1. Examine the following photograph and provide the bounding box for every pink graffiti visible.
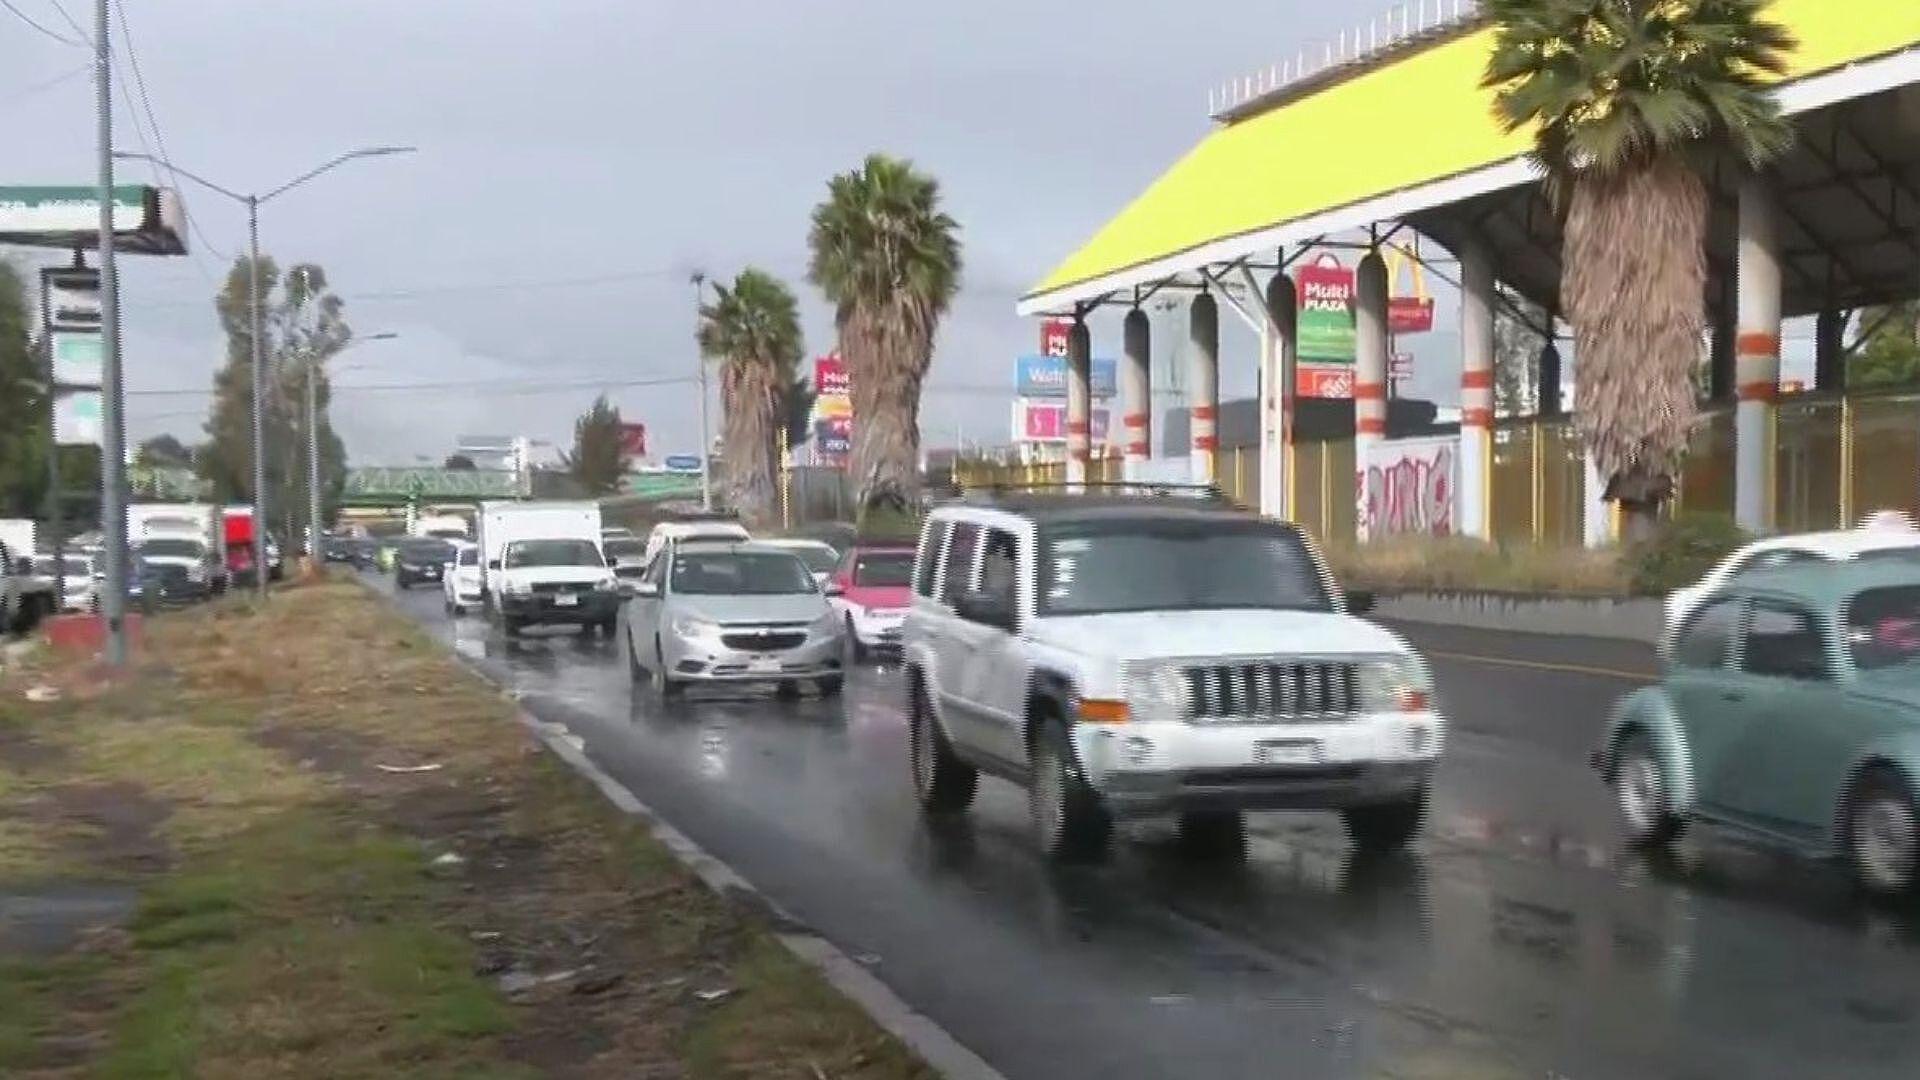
[1360,444,1454,537]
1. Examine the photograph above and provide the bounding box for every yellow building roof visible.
[1021,0,1920,314]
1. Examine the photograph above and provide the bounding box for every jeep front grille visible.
[1181,661,1359,721]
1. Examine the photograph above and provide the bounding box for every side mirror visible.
[487,559,501,570]
[1346,590,1377,615]
[955,589,1015,631]
[634,581,660,598]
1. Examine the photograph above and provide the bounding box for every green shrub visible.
[1624,513,1747,595]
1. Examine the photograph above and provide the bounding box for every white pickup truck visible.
[475,501,620,636]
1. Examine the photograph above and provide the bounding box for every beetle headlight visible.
[1358,656,1432,713]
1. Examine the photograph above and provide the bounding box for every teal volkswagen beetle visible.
[1595,560,1920,896]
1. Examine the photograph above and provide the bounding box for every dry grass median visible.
[0,580,930,1079]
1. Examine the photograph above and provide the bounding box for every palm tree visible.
[696,268,804,526]
[1481,0,1795,538]
[807,153,962,513]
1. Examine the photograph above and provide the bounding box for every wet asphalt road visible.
[380,577,1920,1080]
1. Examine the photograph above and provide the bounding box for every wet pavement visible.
[381,577,1920,1079]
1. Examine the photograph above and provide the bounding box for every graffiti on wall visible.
[1359,436,1458,537]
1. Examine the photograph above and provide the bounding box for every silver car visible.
[624,541,846,698]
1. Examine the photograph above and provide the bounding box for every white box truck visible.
[128,503,226,597]
[475,501,619,635]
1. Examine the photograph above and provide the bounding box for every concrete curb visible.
[369,576,1003,1080]
[1374,591,1663,644]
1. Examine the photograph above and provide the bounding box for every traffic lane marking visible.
[1423,649,1657,684]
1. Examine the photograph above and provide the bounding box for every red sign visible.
[1297,365,1354,399]
[1041,320,1073,358]
[1020,402,1109,443]
[814,355,850,398]
[617,422,647,460]
[1389,296,1435,335]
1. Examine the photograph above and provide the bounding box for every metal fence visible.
[945,388,1920,545]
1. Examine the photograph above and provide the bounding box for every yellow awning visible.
[1022,0,1920,313]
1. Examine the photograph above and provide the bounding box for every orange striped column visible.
[1121,307,1151,480]
[1354,252,1388,540]
[1261,273,1297,519]
[1189,293,1219,483]
[1735,177,1781,532]
[1458,238,1494,540]
[1066,320,1092,487]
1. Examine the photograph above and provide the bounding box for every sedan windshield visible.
[603,539,645,559]
[137,538,204,560]
[784,544,840,574]
[1041,520,1331,615]
[400,540,452,562]
[1846,585,1920,670]
[854,551,914,587]
[504,540,605,569]
[672,552,815,595]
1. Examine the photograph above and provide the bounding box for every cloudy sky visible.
[5,1,1818,467]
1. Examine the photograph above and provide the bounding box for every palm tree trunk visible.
[721,362,779,528]
[846,306,927,514]
[1565,155,1706,528]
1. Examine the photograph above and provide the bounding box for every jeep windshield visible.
[1039,519,1331,615]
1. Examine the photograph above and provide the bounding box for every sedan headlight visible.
[593,576,619,592]
[1124,663,1192,725]
[502,578,531,596]
[1357,656,1433,713]
[671,615,719,638]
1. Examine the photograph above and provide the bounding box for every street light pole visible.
[692,271,712,512]
[94,0,129,665]
[114,146,415,600]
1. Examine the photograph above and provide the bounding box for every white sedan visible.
[1664,519,1920,649]
[442,540,483,615]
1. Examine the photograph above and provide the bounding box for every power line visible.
[41,0,80,36]
[127,372,700,399]
[1,0,82,46]
[138,265,691,308]
[0,60,89,105]
[111,0,225,280]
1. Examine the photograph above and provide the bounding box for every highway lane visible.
[382,579,1920,1079]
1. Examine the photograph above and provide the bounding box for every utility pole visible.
[692,270,713,512]
[94,0,129,665]
[246,196,267,597]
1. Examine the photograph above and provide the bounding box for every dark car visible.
[393,538,453,589]
[321,534,360,564]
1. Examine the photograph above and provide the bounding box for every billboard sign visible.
[814,354,850,398]
[1297,365,1353,399]
[1041,319,1073,358]
[0,186,148,234]
[617,422,647,460]
[663,454,703,473]
[815,415,852,461]
[1297,253,1355,363]
[1015,354,1118,399]
[1389,296,1435,335]
[49,330,103,387]
[53,390,102,447]
[1018,401,1110,443]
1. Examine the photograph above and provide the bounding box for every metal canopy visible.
[1413,85,1920,321]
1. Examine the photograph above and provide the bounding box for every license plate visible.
[747,657,781,674]
[553,593,579,607]
[1253,740,1321,766]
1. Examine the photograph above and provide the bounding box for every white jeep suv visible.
[901,493,1444,860]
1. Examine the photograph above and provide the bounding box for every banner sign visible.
[1041,319,1072,358]
[663,454,703,473]
[1018,401,1109,443]
[1389,296,1434,335]
[40,267,103,447]
[617,422,647,460]
[1296,254,1355,363]
[1015,354,1117,399]
[49,330,103,387]
[1297,364,1353,399]
[1362,436,1457,538]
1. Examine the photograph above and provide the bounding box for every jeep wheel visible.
[1029,716,1109,862]
[1178,811,1247,859]
[909,682,976,815]
[1343,786,1428,852]
[1613,733,1684,847]
[1845,766,1919,897]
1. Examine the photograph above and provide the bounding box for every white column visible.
[1354,252,1389,540]
[1121,308,1151,481]
[1188,292,1220,484]
[1066,319,1092,487]
[1735,176,1782,533]
[1458,237,1495,540]
[1261,273,1297,519]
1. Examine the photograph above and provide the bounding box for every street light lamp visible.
[114,146,416,597]
[305,333,396,563]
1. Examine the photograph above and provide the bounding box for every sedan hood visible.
[674,592,830,625]
[1028,608,1410,662]
[498,566,610,588]
[844,584,910,612]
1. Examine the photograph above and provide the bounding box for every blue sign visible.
[663,454,703,473]
[1016,355,1117,399]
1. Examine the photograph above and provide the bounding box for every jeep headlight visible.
[1357,656,1433,713]
[1124,663,1192,724]
[593,576,619,592]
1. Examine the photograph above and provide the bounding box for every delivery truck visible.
[474,501,617,635]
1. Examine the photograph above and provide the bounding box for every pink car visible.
[828,545,916,659]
